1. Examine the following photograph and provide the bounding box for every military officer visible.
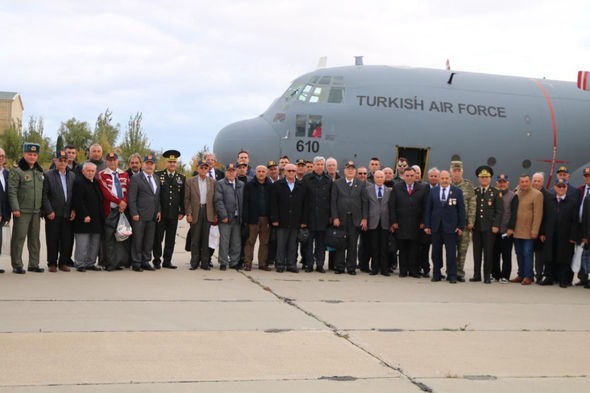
[450,161,476,282]
[471,165,503,283]
[153,150,185,269]
[8,142,45,274]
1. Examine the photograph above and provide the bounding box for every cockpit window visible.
[282,75,345,104]
[295,114,322,138]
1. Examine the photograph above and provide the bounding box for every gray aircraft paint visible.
[214,65,590,186]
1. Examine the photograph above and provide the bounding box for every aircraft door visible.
[395,146,430,180]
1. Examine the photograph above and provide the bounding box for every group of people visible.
[1,143,589,289]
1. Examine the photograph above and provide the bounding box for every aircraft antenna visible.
[317,57,327,68]
[447,73,456,85]
[354,56,363,66]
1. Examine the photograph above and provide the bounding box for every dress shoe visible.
[510,276,524,283]
[422,272,430,278]
[220,265,227,271]
[132,266,143,272]
[431,277,441,282]
[76,267,86,272]
[449,278,457,284]
[200,265,210,270]
[370,271,378,276]
[0,268,4,274]
[456,276,465,282]
[334,270,344,274]
[287,268,299,273]
[484,278,491,284]
[58,265,71,272]
[27,267,45,273]
[163,263,177,269]
[65,260,75,267]
[305,267,314,273]
[189,266,198,270]
[49,266,57,273]
[539,279,554,286]
[409,272,420,278]
[469,277,481,282]
[381,272,391,277]
[399,272,408,278]
[208,262,214,268]
[142,264,155,271]
[258,266,271,271]
[153,263,161,270]
[231,264,242,270]
[315,267,325,273]
[105,266,120,272]
[276,267,285,273]
[521,277,532,285]
[360,268,371,273]
[244,266,252,272]
[584,283,590,289]
[87,266,102,271]
[13,267,26,274]
[347,270,356,275]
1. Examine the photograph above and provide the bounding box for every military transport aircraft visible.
[213,59,590,186]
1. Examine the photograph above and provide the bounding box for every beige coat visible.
[184,175,216,222]
[513,187,543,239]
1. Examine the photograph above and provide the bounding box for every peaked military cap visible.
[475,165,493,178]
[162,150,180,162]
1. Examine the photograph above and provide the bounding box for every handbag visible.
[571,244,584,274]
[115,213,133,242]
[325,226,347,250]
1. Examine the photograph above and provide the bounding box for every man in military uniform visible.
[153,150,185,269]
[8,142,45,274]
[450,161,476,282]
[471,165,503,283]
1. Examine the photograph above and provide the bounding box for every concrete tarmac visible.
[0,221,589,392]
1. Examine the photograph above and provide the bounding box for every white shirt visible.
[440,186,449,200]
[198,176,208,201]
[0,170,5,192]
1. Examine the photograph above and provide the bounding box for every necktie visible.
[442,187,446,201]
[113,173,123,199]
[408,185,413,195]
[348,181,352,187]
[209,170,214,178]
[586,188,590,197]
[378,186,382,198]
[147,175,155,193]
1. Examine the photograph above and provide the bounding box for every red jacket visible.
[98,168,130,215]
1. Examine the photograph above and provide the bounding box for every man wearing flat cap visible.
[8,142,45,273]
[492,173,515,283]
[471,165,503,284]
[153,150,185,269]
[41,150,76,272]
[576,167,590,287]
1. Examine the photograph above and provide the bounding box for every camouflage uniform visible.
[453,178,476,278]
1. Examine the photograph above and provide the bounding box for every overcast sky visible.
[2,0,589,162]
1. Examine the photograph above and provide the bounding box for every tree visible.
[56,135,64,152]
[93,108,120,153]
[22,116,53,166]
[0,121,23,164]
[58,118,93,153]
[118,112,151,161]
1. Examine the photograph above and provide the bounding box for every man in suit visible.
[471,165,503,284]
[265,160,280,267]
[243,165,271,271]
[581,186,590,288]
[215,163,244,270]
[185,160,216,270]
[98,152,130,271]
[0,147,10,267]
[153,150,185,269]
[270,163,307,273]
[128,154,161,272]
[575,167,590,287]
[552,166,579,199]
[424,170,466,283]
[365,170,391,276]
[539,178,579,287]
[331,160,367,275]
[302,156,331,273]
[389,166,429,277]
[417,167,440,277]
[205,153,225,180]
[42,150,76,272]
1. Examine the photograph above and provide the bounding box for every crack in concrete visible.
[242,272,434,392]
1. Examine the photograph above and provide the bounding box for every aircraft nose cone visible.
[213,117,279,165]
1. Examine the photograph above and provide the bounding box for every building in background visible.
[0,91,23,134]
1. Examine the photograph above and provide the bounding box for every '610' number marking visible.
[296,140,319,153]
